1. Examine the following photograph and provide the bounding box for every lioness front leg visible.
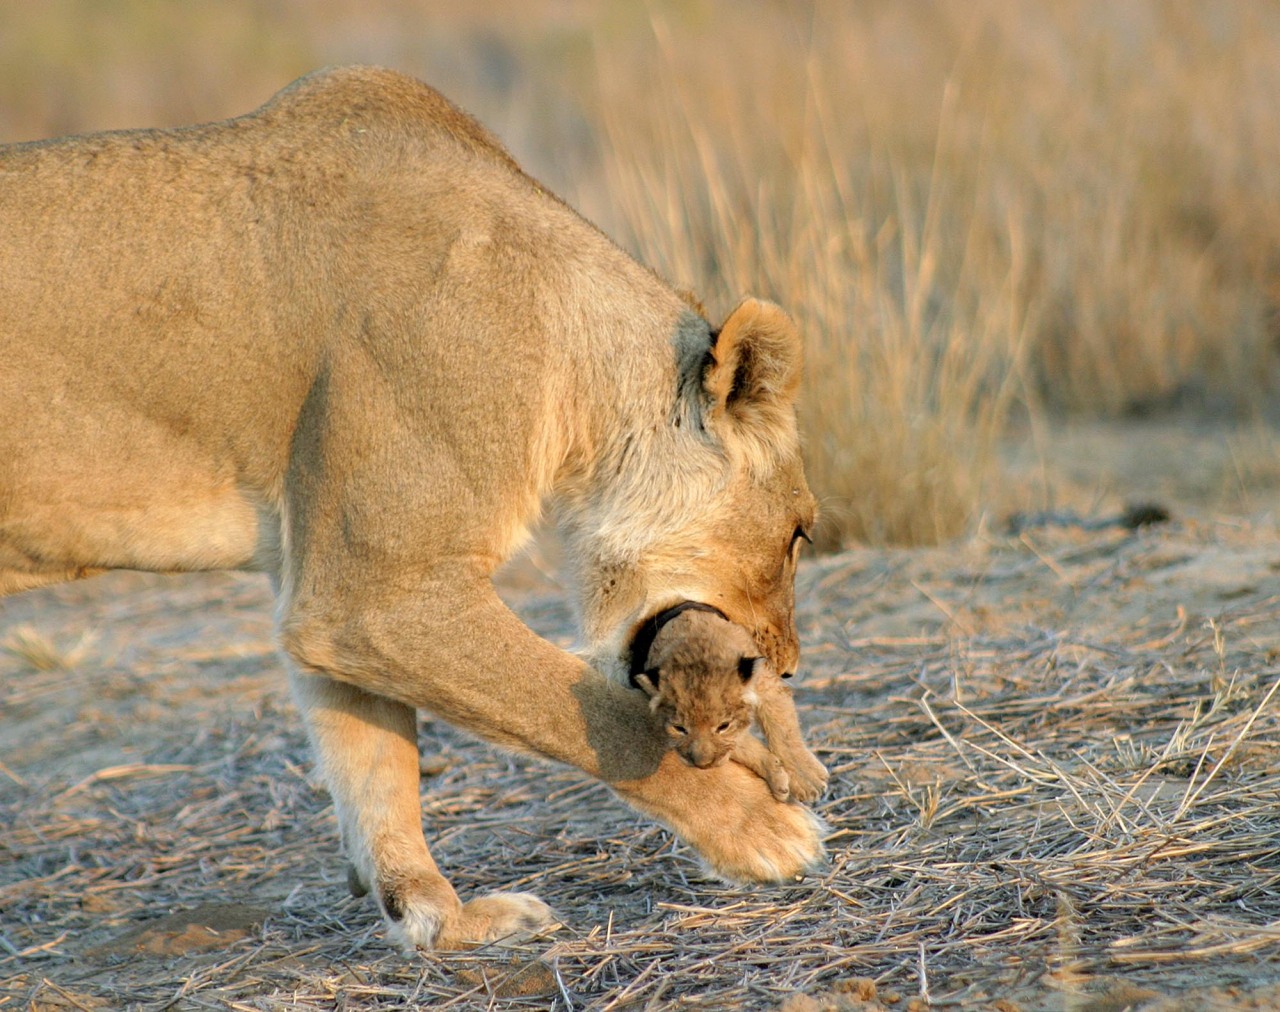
[754,676,828,803]
[281,574,824,903]
[289,668,555,950]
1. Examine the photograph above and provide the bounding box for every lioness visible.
[633,605,828,803]
[0,66,823,951]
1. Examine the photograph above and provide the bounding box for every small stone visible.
[453,958,558,999]
[80,893,124,914]
[833,978,878,1001]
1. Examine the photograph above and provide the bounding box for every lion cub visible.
[633,608,828,803]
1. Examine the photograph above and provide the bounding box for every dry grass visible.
[0,628,54,673]
[1,2,1277,547]
[593,7,1035,546]
[588,2,1280,545]
[0,627,90,673]
[2,520,1278,1009]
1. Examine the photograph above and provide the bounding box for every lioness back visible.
[0,67,670,594]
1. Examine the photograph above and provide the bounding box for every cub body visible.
[636,608,828,803]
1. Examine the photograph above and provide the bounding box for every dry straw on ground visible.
[2,517,1278,1009]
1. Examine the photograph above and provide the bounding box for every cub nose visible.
[687,741,719,769]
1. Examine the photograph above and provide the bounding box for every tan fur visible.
[0,67,823,950]
[638,611,828,804]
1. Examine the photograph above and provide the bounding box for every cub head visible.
[567,297,817,683]
[633,610,764,769]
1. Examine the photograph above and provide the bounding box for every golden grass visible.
[0,625,91,672]
[585,2,1280,545]
[2,1,1277,546]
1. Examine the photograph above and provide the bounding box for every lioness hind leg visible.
[288,668,557,950]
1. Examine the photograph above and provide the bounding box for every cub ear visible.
[633,670,661,698]
[738,656,763,682]
[704,298,803,433]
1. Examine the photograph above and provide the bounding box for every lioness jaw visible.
[0,65,822,950]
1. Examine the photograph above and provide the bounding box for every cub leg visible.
[729,732,791,802]
[753,675,828,803]
[288,667,555,950]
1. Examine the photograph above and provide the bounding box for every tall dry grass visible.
[2,1,1278,545]
[583,1,1280,545]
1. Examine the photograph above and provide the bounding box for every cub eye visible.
[669,723,688,736]
[716,721,732,733]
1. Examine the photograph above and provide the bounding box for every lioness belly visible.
[0,466,270,594]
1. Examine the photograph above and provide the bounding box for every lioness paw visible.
[680,768,826,883]
[708,799,826,884]
[434,892,560,951]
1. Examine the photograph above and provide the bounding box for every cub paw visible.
[764,757,791,803]
[781,748,828,804]
[435,892,560,951]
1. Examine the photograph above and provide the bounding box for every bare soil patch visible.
[3,511,1279,1009]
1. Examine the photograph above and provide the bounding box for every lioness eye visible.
[717,721,731,733]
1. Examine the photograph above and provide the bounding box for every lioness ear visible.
[705,299,803,434]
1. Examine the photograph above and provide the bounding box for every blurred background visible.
[4,0,1278,548]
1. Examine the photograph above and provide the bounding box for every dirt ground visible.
[2,424,1279,1010]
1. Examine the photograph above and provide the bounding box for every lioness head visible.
[633,609,764,769]
[565,297,817,682]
